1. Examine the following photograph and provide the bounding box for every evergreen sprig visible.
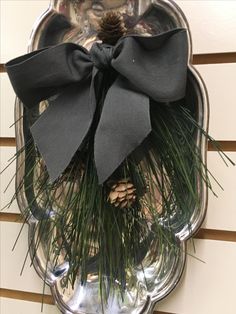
[2,65,235,311]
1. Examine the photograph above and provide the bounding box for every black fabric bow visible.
[6,28,188,184]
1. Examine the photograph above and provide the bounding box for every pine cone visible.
[98,12,127,45]
[108,179,136,208]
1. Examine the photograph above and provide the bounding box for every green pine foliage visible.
[2,75,234,307]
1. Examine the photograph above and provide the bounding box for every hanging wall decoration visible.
[4,0,234,313]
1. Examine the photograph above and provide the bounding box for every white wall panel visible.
[2,238,236,314]
[1,152,236,298]
[203,152,236,231]
[176,0,236,54]
[196,63,236,140]
[0,0,49,62]
[0,221,51,294]
[0,74,15,137]
[157,239,236,314]
[1,1,236,313]
[0,147,19,213]
[0,298,59,314]
[1,0,236,62]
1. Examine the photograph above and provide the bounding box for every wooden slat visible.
[0,288,172,313]
[0,64,5,72]
[196,229,236,243]
[0,288,54,305]
[1,212,236,244]
[0,137,16,147]
[208,141,236,151]
[193,52,236,65]
[1,138,236,151]
[154,312,175,314]
[0,213,23,223]
[0,53,235,73]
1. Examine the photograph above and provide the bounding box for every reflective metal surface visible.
[14,0,209,313]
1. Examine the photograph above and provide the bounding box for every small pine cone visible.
[98,12,127,45]
[108,178,136,208]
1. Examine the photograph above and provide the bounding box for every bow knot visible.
[6,28,188,184]
[90,43,114,70]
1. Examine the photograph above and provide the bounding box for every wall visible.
[0,1,236,313]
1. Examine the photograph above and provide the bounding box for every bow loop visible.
[6,43,93,108]
[6,28,188,184]
[112,29,188,102]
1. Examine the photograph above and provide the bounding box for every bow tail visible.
[31,81,95,182]
[94,77,151,184]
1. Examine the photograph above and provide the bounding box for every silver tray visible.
[14,0,209,313]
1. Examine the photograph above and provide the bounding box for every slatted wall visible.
[0,1,236,313]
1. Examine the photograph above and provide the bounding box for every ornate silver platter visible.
[14,0,209,313]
